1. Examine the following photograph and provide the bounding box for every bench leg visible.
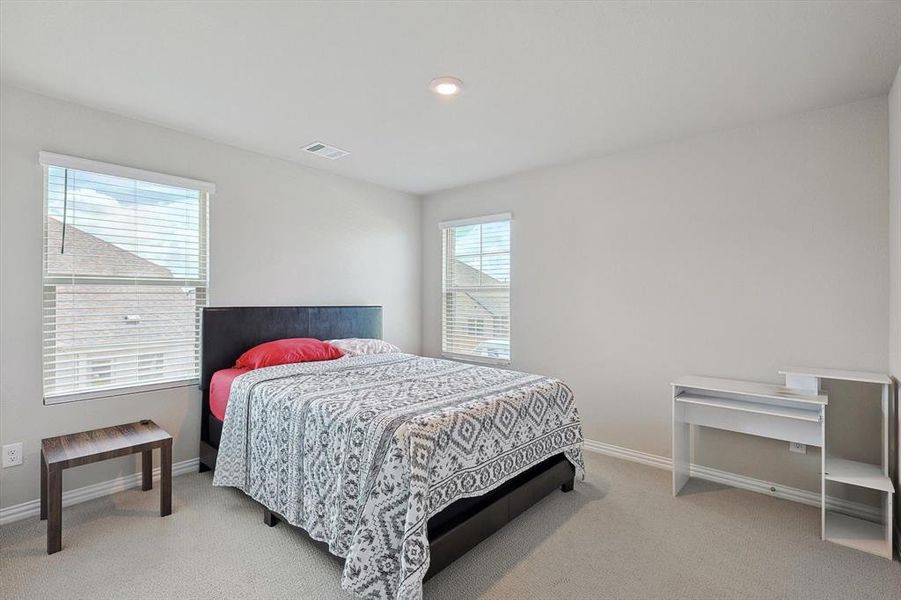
[142,450,153,491]
[561,477,574,493]
[160,441,172,517]
[263,508,280,527]
[40,451,48,520]
[47,466,62,554]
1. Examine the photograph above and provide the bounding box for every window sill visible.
[44,380,198,405]
[441,352,511,367]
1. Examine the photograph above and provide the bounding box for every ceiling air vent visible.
[303,141,350,160]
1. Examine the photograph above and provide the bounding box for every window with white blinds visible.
[40,152,212,403]
[441,214,511,363]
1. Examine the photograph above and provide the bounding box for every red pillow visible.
[235,338,343,369]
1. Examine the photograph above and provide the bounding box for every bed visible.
[199,306,583,600]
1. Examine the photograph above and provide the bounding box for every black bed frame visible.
[198,305,574,580]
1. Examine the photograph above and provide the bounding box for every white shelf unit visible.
[781,367,894,560]
[824,510,889,558]
[824,457,894,492]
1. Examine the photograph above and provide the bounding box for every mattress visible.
[208,367,249,421]
[212,352,583,600]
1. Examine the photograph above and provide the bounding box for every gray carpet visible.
[1,452,899,599]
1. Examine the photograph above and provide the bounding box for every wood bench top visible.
[42,420,171,468]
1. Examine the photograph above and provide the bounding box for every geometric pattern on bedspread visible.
[213,353,584,600]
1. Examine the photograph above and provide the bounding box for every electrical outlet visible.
[789,442,807,454]
[2,442,23,467]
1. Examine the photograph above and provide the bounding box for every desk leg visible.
[820,414,826,540]
[141,450,153,491]
[160,440,172,517]
[47,466,62,554]
[40,450,48,520]
[673,398,690,496]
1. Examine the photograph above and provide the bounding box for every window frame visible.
[39,152,213,405]
[439,213,512,366]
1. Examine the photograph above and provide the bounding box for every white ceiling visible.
[2,1,899,195]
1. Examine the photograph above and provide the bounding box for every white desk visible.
[672,375,827,496]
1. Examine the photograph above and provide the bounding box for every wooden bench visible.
[40,420,172,554]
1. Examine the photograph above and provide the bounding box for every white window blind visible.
[40,152,212,403]
[441,214,511,363]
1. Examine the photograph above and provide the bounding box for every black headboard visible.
[199,305,383,391]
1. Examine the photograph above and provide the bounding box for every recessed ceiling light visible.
[429,76,463,96]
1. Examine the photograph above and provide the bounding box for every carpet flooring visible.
[1,452,899,599]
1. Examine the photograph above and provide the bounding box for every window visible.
[441,213,511,363]
[86,357,113,387]
[466,317,485,336]
[138,353,166,378]
[40,152,213,403]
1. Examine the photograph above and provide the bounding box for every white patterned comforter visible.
[213,353,584,600]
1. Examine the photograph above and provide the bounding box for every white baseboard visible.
[583,439,881,522]
[583,438,671,470]
[0,458,199,526]
[0,443,882,529]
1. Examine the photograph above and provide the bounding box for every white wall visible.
[889,65,900,538]
[0,83,892,510]
[890,67,901,382]
[422,98,889,492]
[0,84,421,509]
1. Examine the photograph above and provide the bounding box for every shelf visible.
[779,367,891,386]
[824,511,891,559]
[672,376,827,406]
[824,457,894,492]
[675,394,822,422]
